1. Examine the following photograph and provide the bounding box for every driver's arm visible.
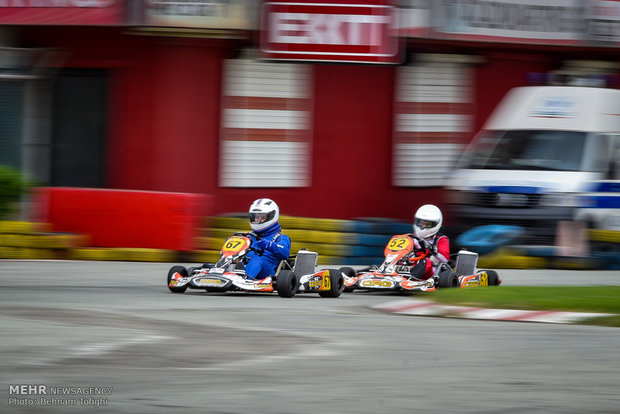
[272,235,291,259]
[434,236,450,263]
[258,235,291,259]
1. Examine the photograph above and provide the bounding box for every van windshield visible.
[461,130,587,171]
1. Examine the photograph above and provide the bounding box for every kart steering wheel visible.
[407,251,428,263]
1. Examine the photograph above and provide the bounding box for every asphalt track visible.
[1,261,620,414]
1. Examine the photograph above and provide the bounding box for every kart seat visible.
[292,249,318,276]
[454,250,479,276]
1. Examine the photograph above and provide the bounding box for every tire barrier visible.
[456,224,524,255]
[0,220,88,260]
[192,215,412,265]
[588,229,620,270]
[2,216,619,269]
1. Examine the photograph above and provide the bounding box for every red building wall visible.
[106,36,235,195]
[310,63,443,220]
[200,62,444,221]
[473,51,557,133]
[18,27,578,223]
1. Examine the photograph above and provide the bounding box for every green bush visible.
[0,165,31,220]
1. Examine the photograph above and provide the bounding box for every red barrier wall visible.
[34,187,212,251]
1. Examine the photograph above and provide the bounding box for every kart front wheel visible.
[339,267,357,293]
[319,269,344,298]
[276,270,297,298]
[438,269,458,288]
[167,265,189,293]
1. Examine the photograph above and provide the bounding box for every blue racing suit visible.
[245,223,291,279]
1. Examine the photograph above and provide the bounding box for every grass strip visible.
[424,286,620,327]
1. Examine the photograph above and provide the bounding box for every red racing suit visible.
[408,233,450,280]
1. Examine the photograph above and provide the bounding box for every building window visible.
[51,69,107,187]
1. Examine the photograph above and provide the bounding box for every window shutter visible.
[220,56,312,187]
[393,59,472,187]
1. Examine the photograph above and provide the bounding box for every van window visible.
[582,134,611,174]
[610,136,620,179]
[461,130,586,171]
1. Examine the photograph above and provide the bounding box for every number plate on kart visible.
[222,236,250,256]
[387,236,412,252]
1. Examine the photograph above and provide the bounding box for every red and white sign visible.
[0,0,125,25]
[260,0,401,64]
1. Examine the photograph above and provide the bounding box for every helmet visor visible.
[249,211,275,225]
[415,218,438,230]
[249,212,268,224]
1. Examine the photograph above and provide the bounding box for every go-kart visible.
[167,233,344,298]
[340,234,501,293]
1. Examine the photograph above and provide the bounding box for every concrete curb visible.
[371,299,612,324]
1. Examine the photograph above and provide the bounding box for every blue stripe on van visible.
[579,181,620,208]
[477,186,542,194]
[580,195,620,209]
[589,182,620,193]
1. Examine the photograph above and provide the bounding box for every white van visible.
[444,86,620,244]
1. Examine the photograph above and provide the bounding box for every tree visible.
[0,166,31,220]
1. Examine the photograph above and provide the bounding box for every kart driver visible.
[245,198,291,279]
[407,204,450,280]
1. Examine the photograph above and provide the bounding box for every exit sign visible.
[260,0,401,64]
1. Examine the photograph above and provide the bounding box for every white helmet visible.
[413,204,443,239]
[249,198,280,232]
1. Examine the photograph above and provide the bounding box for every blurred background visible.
[0,0,619,267]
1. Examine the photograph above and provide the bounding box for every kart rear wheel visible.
[319,269,344,298]
[167,265,189,293]
[276,270,297,298]
[486,270,500,286]
[438,269,459,288]
[339,266,357,293]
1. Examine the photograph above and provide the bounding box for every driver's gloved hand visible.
[428,243,438,255]
[418,239,437,255]
[413,238,422,250]
[257,238,275,252]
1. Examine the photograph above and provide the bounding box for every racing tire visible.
[339,266,357,293]
[167,265,189,293]
[486,270,500,286]
[276,270,297,298]
[438,269,459,288]
[319,269,344,298]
